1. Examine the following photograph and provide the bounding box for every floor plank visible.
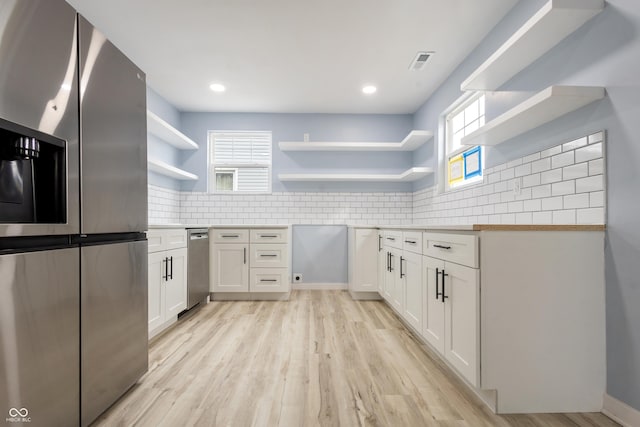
[92,290,619,427]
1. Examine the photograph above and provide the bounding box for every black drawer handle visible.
[405,240,417,244]
[260,279,278,282]
[389,253,394,272]
[260,254,278,257]
[378,235,382,251]
[433,244,452,250]
[259,235,278,238]
[386,237,396,241]
[222,234,240,238]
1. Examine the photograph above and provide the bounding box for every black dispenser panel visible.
[0,118,66,223]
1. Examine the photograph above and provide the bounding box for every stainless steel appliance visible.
[0,2,149,427]
[186,228,210,309]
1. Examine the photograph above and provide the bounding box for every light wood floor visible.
[93,290,618,427]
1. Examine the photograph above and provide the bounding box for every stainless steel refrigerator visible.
[0,2,149,426]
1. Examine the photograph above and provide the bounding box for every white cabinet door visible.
[422,256,445,354]
[444,261,479,387]
[212,244,249,292]
[148,251,165,333]
[390,248,403,312]
[351,228,379,292]
[401,250,423,331]
[165,247,188,318]
[383,249,395,303]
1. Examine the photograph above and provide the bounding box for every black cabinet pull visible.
[405,240,417,244]
[389,253,394,272]
[222,234,240,238]
[441,269,449,303]
[169,256,173,280]
[162,258,167,281]
[259,235,278,238]
[386,237,395,241]
[243,247,247,264]
[400,256,405,278]
[433,244,452,250]
[378,235,382,251]
[260,254,277,257]
[435,268,441,300]
[260,279,278,282]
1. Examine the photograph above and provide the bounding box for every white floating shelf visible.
[278,130,433,152]
[462,85,605,147]
[461,0,604,91]
[148,159,198,181]
[278,167,433,183]
[147,110,199,150]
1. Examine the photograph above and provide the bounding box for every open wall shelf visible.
[278,130,433,152]
[461,0,604,91]
[278,167,433,183]
[148,159,198,181]
[147,110,199,150]
[461,85,605,147]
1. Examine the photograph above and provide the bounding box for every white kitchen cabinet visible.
[147,228,188,339]
[212,243,249,292]
[348,227,380,299]
[211,227,290,299]
[400,250,422,331]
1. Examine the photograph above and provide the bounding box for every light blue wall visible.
[179,112,414,192]
[146,87,183,190]
[292,225,347,283]
[412,0,640,410]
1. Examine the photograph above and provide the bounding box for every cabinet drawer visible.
[423,232,478,268]
[382,229,403,249]
[250,268,289,292]
[251,244,288,268]
[147,229,187,253]
[211,228,249,243]
[250,228,288,244]
[402,231,423,254]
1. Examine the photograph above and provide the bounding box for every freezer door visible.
[0,0,79,237]
[0,247,79,427]
[81,239,148,426]
[78,15,147,234]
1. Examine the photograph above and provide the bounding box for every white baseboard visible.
[292,282,348,290]
[603,394,640,427]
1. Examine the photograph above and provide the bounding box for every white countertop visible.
[148,223,289,229]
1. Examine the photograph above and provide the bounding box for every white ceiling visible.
[66,0,517,114]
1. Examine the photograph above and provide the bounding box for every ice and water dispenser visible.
[0,118,66,223]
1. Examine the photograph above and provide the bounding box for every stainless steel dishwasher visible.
[186,228,210,310]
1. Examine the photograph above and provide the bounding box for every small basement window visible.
[445,93,485,189]
[209,131,272,193]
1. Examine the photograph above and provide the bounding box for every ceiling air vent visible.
[409,51,433,71]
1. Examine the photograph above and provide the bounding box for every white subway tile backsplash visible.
[562,137,587,152]
[576,175,604,193]
[541,168,563,184]
[553,210,576,225]
[531,157,551,173]
[551,180,575,196]
[533,211,553,224]
[590,191,604,208]
[542,196,563,211]
[524,199,542,212]
[522,152,541,164]
[501,168,515,181]
[541,146,562,158]
[563,193,590,209]
[522,173,541,188]
[577,207,605,224]
[515,163,532,177]
[563,163,589,180]
[516,212,533,225]
[552,151,575,169]
[588,132,604,144]
[575,143,602,163]
[531,184,552,199]
[589,158,604,176]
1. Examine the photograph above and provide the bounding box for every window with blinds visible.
[209,131,272,193]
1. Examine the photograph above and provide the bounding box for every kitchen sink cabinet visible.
[147,228,188,338]
[212,243,249,292]
[347,227,380,299]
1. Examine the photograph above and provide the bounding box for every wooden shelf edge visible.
[461,85,605,147]
[278,130,433,152]
[461,0,604,91]
[147,110,199,150]
[148,159,198,181]
[278,167,433,182]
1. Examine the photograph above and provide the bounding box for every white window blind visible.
[209,131,272,193]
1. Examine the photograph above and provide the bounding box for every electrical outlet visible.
[293,274,303,283]
[513,178,522,196]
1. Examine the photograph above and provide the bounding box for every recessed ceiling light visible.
[209,83,226,93]
[362,85,377,94]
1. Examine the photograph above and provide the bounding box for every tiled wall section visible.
[414,131,606,225]
[148,187,413,225]
[148,185,181,223]
[149,131,606,226]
